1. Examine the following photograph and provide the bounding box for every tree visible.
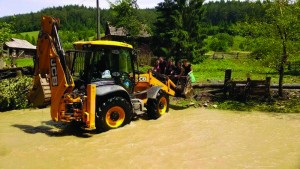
[109,0,143,36]
[263,0,300,96]
[208,33,233,52]
[154,0,207,62]
[244,0,300,96]
[31,36,36,45]
[24,34,31,43]
[0,22,13,54]
[153,0,176,56]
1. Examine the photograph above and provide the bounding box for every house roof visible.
[107,24,127,36]
[105,22,151,38]
[4,38,36,50]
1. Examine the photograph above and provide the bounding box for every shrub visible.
[208,33,234,52]
[0,76,33,112]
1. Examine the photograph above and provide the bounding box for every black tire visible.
[146,90,169,119]
[96,97,133,132]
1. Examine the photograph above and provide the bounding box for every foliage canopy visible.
[154,0,207,62]
[109,0,143,36]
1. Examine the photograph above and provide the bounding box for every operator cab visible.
[66,40,136,94]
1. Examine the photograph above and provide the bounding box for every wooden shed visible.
[3,38,36,57]
[1,38,36,68]
[103,22,153,65]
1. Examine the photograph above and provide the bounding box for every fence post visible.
[223,69,232,97]
[266,77,271,97]
[224,69,231,84]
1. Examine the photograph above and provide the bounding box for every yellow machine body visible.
[134,72,176,104]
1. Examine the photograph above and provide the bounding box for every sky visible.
[0,0,164,17]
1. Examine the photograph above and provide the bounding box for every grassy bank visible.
[16,58,34,67]
[192,56,300,84]
[19,31,39,40]
[4,58,33,67]
[213,97,300,113]
[171,89,300,113]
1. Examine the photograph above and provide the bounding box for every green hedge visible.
[0,76,32,112]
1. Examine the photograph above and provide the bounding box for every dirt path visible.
[0,107,300,169]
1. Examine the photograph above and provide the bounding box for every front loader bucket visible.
[28,75,51,108]
[174,76,193,98]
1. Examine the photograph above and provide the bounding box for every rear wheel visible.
[96,97,133,131]
[146,90,169,119]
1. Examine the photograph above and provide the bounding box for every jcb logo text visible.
[50,58,58,86]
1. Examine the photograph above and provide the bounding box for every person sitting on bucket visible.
[182,59,192,76]
[174,61,183,76]
[182,59,196,83]
[158,57,167,74]
[166,59,176,75]
[153,59,160,73]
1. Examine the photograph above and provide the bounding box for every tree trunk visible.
[278,45,287,97]
[278,64,284,97]
[276,23,288,97]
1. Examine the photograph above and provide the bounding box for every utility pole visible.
[97,0,101,40]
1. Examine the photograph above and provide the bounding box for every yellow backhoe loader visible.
[29,16,192,131]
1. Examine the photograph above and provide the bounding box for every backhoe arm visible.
[29,16,74,121]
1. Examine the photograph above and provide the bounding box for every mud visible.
[0,107,300,169]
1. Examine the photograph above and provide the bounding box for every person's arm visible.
[179,67,184,76]
[163,61,167,74]
[189,64,193,74]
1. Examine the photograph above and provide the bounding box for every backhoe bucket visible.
[28,75,51,107]
[150,71,193,98]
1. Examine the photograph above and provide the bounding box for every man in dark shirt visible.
[174,61,183,76]
[182,59,192,76]
[166,59,176,75]
[159,57,167,74]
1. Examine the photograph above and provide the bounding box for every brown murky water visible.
[0,107,300,169]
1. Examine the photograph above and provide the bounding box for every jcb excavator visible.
[29,16,192,131]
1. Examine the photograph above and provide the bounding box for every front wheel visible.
[146,90,169,119]
[96,97,133,132]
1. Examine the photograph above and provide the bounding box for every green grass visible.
[193,35,300,84]
[5,58,33,67]
[12,31,39,40]
[211,97,300,113]
[16,58,33,67]
[192,57,300,84]
[231,36,245,51]
[20,31,39,39]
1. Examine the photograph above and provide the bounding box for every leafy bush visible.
[208,33,234,52]
[0,76,33,112]
[209,37,229,52]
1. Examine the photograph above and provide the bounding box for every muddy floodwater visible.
[0,107,300,169]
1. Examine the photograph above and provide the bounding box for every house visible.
[103,22,153,65]
[3,38,36,57]
[104,22,151,40]
[1,38,36,68]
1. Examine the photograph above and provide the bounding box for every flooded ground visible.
[0,107,300,169]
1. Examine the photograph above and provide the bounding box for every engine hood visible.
[92,79,115,86]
